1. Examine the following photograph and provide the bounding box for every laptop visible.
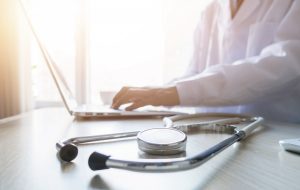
[20,0,180,118]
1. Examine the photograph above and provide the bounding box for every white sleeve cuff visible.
[175,80,203,106]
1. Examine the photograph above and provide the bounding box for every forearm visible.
[176,40,300,106]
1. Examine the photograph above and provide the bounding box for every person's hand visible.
[111,86,180,111]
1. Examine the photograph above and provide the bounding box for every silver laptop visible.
[20,0,179,118]
[48,60,177,118]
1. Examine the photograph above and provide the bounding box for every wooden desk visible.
[0,108,299,190]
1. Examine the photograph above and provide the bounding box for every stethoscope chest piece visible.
[137,128,187,155]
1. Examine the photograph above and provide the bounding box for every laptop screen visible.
[19,0,78,114]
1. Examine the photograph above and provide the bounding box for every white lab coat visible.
[174,0,300,123]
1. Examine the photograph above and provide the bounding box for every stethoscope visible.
[56,113,264,172]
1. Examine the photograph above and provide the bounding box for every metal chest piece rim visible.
[137,128,187,155]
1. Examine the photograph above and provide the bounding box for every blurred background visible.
[0,0,212,119]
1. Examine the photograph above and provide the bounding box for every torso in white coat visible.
[174,0,300,123]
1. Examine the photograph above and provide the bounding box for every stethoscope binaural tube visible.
[88,117,264,172]
[56,131,139,162]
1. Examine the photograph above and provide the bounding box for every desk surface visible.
[0,108,299,190]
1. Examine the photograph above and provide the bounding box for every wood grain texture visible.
[0,108,299,190]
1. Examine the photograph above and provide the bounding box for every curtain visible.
[0,0,32,119]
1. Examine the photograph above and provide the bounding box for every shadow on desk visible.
[89,175,111,189]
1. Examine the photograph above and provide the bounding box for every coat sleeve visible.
[175,1,300,106]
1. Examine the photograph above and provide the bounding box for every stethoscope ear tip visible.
[88,152,110,171]
[58,143,78,162]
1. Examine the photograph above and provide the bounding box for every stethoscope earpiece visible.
[56,142,78,162]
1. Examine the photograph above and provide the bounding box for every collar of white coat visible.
[218,0,261,25]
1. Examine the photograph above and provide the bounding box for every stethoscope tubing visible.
[56,113,263,172]
[56,114,249,162]
[92,131,243,172]
[88,116,264,172]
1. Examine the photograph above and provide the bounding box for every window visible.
[89,0,165,104]
[27,0,78,107]
[27,0,211,107]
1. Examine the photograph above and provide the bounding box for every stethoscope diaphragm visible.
[137,128,187,155]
